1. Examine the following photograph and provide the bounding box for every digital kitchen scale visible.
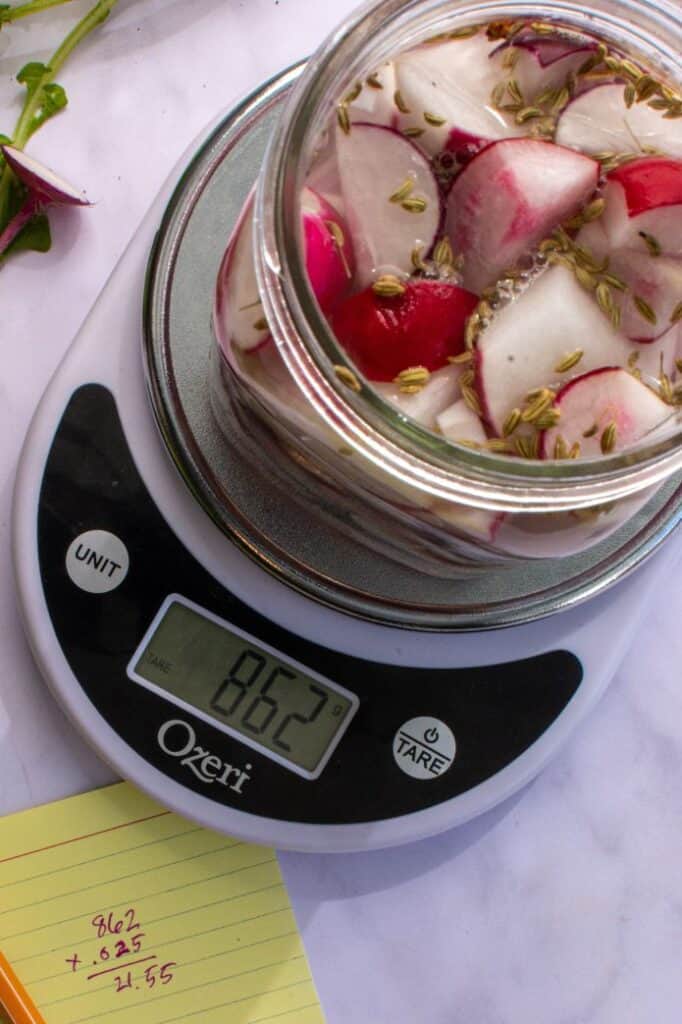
[12,64,682,851]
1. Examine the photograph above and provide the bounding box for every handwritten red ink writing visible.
[64,907,177,995]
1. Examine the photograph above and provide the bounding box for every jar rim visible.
[255,0,682,514]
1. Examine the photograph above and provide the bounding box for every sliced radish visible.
[393,35,526,158]
[431,499,504,543]
[602,158,682,255]
[374,364,463,429]
[446,139,599,293]
[214,193,267,355]
[330,280,478,381]
[301,187,355,313]
[494,35,597,100]
[555,83,682,159]
[436,398,487,443]
[607,252,682,342]
[336,123,440,286]
[1,144,88,205]
[348,63,397,127]
[539,367,672,457]
[215,188,353,353]
[475,265,639,434]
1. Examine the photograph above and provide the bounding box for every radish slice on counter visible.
[539,367,672,458]
[393,35,526,158]
[602,157,682,255]
[336,123,441,286]
[445,138,599,292]
[331,280,478,380]
[555,84,682,159]
[1,144,89,206]
[374,364,464,429]
[474,265,645,435]
[216,188,353,353]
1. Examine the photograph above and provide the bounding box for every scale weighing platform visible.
[12,65,682,852]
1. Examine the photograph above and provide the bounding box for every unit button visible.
[65,530,129,594]
[393,716,456,780]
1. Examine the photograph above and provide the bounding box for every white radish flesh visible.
[555,83,682,159]
[475,265,652,434]
[446,139,599,293]
[336,123,440,286]
[497,38,597,101]
[540,367,672,457]
[436,398,487,443]
[393,36,525,157]
[214,193,268,354]
[374,365,463,430]
[1,144,88,205]
[349,63,397,127]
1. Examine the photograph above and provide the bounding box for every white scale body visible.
[11,74,682,853]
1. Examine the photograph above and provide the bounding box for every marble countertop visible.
[1,2,682,1021]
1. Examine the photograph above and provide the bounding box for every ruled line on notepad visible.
[246,1003,322,1024]
[2,827,203,889]
[12,881,287,967]
[4,856,277,940]
[156,978,314,1024]
[0,812,171,865]
[2,840,242,917]
[68,960,308,1023]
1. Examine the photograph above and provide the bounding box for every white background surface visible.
[1,2,682,1021]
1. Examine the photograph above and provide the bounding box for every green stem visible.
[0,0,117,229]
[0,0,79,25]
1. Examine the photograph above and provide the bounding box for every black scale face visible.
[37,384,582,825]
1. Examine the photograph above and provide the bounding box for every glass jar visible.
[211,0,682,577]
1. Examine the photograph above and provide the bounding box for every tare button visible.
[66,530,129,594]
[393,716,456,780]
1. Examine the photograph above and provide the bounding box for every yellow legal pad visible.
[0,782,324,1024]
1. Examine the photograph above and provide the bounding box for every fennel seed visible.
[372,274,407,297]
[633,294,657,325]
[639,230,662,256]
[554,349,584,373]
[583,423,599,438]
[424,111,447,126]
[502,408,522,436]
[389,178,414,203]
[600,421,617,454]
[334,366,361,392]
[394,89,410,113]
[401,197,427,213]
[337,104,351,134]
[448,350,473,365]
[366,72,383,89]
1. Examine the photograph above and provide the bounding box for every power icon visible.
[424,727,440,744]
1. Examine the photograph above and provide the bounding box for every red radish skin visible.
[1,145,88,206]
[445,139,599,292]
[301,188,355,313]
[556,84,682,159]
[608,158,682,218]
[0,144,90,256]
[330,280,478,381]
[336,123,441,286]
[602,158,682,255]
[539,366,671,458]
[215,188,353,354]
